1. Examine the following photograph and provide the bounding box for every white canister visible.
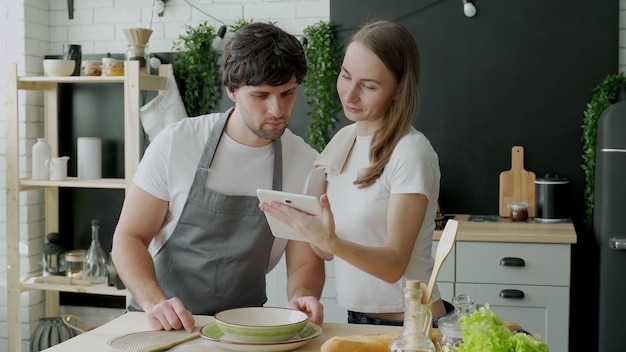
[77,137,102,179]
[32,138,52,180]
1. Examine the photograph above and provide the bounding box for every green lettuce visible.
[457,304,549,352]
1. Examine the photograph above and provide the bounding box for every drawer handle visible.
[499,289,525,299]
[499,257,525,267]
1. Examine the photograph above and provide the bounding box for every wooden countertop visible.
[433,214,577,244]
[42,312,403,351]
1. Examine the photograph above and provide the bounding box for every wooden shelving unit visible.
[5,61,170,351]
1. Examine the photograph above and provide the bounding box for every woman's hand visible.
[260,194,340,255]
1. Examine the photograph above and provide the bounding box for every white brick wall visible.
[0,1,329,350]
[0,0,624,351]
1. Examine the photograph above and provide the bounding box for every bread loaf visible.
[320,332,400,352]
[320,329,439,352]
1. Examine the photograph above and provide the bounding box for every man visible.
[111,22,327,333]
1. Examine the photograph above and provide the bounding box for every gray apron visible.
[128,110,282,315]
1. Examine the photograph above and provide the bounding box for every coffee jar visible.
[535,173,571,222]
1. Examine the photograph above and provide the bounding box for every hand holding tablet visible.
[256,189,322,242]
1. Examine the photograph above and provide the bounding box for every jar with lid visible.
[42,232,66,276]
[508,202,529,222]
[436,294,475,352]
[126,44,148,69]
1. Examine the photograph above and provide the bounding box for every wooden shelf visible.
[21,277,129,297]
[19,177,126,190]
[5,61,171,351]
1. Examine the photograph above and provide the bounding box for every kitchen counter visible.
[42,312,402,351]
[433,214,577,244]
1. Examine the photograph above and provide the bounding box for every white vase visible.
[32,138,51,180]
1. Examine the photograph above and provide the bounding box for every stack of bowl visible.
[213,307,310,343]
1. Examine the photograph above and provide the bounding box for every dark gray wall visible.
[324,1,617,350]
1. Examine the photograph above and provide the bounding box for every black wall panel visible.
[328,1,617,350]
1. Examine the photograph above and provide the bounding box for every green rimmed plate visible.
[200,321,322,352]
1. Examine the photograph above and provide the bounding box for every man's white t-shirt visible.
[133,112,326,270]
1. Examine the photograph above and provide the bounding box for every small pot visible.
[535,173,570,222]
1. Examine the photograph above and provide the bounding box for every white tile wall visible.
[0,0,625,350]
[0,1,329,350]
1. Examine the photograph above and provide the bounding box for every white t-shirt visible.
[327,127,441,313]
[134,112,326,270]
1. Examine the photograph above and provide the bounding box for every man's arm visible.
[111,183,195,331]
[284,240,326,324]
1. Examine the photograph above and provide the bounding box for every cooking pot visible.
[535,173,570,222]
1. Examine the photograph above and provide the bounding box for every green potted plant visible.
[172,21,222,116]
[581,72,625,226]
[302,21,343,152]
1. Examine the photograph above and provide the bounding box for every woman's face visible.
[337,41,399,133]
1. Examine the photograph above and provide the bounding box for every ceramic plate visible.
[200,321,322,352]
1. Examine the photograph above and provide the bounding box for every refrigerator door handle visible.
[609,237,626,250]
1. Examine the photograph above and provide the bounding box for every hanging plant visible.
[229,18,253,32]
[172,21,222,116]
[580,72,625,226]
[302,21,343,152]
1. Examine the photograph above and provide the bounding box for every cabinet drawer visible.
[456,242,570,286]
[456,283,570,352]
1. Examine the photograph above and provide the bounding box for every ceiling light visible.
[463,0,477,17]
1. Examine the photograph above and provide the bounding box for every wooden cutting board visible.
[499,146,536,217]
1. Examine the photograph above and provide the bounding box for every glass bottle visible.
[83,219,108,283]
[436,294,475,352]
[32,138,51,180]
[390,280,436,352]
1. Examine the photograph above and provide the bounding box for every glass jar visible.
[508,202,529,222]
[126,44,148,68]
[65,250,86,279]
[436,294,475,352]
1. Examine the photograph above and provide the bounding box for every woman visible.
[260,20,447,325]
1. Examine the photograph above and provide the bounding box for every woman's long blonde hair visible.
[351,20,421,188]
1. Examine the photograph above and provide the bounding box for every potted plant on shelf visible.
[172,21,222,116]
[581,72,625,226]
[172,19,254,116]
[302,21,343,152]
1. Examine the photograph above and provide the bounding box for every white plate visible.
[200,321,322,352]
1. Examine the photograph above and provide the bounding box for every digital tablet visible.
[256,189,322,242]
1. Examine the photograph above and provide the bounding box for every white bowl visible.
[214,307,309,343]
[43,59,76,76]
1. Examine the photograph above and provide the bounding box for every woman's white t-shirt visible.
[327,127,441,313]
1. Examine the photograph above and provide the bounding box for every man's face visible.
[226,76,299,143]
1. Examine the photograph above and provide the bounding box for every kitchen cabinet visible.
[435,215,576,352]
[5,61,169,351]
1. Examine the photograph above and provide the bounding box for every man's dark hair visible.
[222,22,307,90]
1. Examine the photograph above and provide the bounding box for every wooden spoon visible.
[137,332,200,352]
[423,219,459,304]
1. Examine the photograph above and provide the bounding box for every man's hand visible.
[145,297,196,332]
[287,296,324,325]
